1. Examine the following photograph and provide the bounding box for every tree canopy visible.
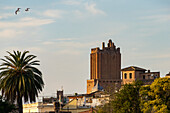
[0,50,44,113]
[140,78,170,113]
[97,80,143,113]
[111,81,143,113]
[97,78,170,113]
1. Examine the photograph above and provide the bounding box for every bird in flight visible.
[25,8,30,11]
[15,8,21,15]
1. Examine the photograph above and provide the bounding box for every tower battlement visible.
[91,39,120,54]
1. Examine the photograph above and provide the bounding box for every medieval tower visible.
[87,39,121,94]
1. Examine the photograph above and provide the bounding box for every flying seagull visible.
[25,8,30,11]
[15,8,21,15]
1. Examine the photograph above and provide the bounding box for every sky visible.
[0,0,170,97]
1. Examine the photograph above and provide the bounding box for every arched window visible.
[129,73,132,79]
[124,73,127,79]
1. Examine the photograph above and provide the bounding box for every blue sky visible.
[0,0,170,96]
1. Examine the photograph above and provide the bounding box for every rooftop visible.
[121,66,147,71]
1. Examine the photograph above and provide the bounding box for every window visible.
[129,73,132,79]
[124,73,127,79]
[148,75,150,79]
[143,75,145,79]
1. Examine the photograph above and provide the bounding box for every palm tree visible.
[0,51,44,113]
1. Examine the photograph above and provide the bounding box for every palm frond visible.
[0,50,44,106]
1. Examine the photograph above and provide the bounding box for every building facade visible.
[121,66,160,85]
[87,39,121,94]
[23,102,55,113]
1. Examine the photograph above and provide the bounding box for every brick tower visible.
[87,39,121,94]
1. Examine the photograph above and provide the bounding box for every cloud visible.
[0,17,55,28]
[55,38,77,41]
[85,3,105,15]
[42,41,55,45]
[0,29,23,38]
[140,14,170,23]
[61,0,81,5]
[68,41,99,48]
[26,47,44,53]
[58,49,81,55]
[42,38,77,45]
[2,6,16,10]
[0,13,13,19]
[72,10,87,19]
[42,10,65,18]
[146,54,170,59]
[0,47,43,55]
[42,40,99,49]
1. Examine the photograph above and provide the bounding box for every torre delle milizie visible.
[87,39,159,94]
[87,40,121,94]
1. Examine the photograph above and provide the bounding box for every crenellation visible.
[117,47,120,53]
[91,47,101,53]
[102,42,105,49]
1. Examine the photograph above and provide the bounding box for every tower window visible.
[124,73,127,79]
[129,73,132,79]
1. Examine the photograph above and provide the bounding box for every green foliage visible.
[97,78,170,113]
[111,80,143,113]
[0,51,44,113]
[140,78,170,113]
[97,103,113,113]
[97,80,143,113]
[0,96,16,113]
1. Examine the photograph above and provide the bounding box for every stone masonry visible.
[87,39,121,94]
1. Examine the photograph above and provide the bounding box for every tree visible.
[0,51,44,113]
[111,80,143,113]
[140,78,170,113]
[0,95,16,113]
[97,80,143,113]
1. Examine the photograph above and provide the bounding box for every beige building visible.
[62,91,109,113]
[61,99,91,113]
[87,39,121,94]
[23,102,54,113]
[121,66,160,85]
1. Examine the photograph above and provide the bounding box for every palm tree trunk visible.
[18,97,23,113]
[17,91,23,113]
